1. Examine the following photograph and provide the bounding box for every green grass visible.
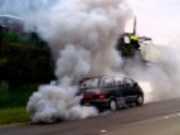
[0,107,30,125]
[0,85,37,125]
[0,85,37,109]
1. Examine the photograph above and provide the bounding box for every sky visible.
[127,0,180,46]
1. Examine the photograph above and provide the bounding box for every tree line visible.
[0,26,55,88]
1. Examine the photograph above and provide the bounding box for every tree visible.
[0,27,55,88]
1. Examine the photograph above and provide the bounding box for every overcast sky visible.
[127,0,180,45]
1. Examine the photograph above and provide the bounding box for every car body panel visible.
[79,75,144,110]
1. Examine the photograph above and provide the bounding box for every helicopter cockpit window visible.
[124,35,130,44]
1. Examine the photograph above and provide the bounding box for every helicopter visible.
[116,17,160,63]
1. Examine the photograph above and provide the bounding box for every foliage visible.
[0,84,37,109]
[0,26,55,88]
[0,26,54,125]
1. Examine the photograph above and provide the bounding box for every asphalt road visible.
[106,113,180,135]
[1,98,180,135]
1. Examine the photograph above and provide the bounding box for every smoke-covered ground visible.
[1,0,180,123]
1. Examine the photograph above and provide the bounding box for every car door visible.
[114,78,127,107]
[101,77,124,102]
[120,78,136,103]
[125,78,138,102]
[101,77,115,92]
[114,77,124,97]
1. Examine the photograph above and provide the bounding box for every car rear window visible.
[80,78,99,89]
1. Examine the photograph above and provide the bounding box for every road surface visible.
[106,114,180,135]
[1,98,180,135]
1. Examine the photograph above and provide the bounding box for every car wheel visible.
[136,95,144,106]
[109,99,118,111]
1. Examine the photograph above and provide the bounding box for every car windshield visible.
[80,78,99,89]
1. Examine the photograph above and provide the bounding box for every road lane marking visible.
[133,112,180,126]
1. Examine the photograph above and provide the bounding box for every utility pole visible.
[133,17,137,35]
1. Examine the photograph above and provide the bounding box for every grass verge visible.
[0,85,36,125]
[0,107,30,125]
[0,85,37,108]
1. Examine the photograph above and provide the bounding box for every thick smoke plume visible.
[0,0,131,123]
[1,0,180,123]
[27,0,130,123]
[124,46,180,103]
[27,84,98,122]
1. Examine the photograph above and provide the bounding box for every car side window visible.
[102,78,114,88]
[115,78,123,87]
[123,78,134,86]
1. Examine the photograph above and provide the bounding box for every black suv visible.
[79,75,144,111]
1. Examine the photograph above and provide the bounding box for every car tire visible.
[136,95,144,106]
[109,99,118,111]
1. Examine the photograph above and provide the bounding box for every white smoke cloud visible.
[121,46,180,102]
[2,0,180,123]
[0,0,131,123]
[120,0,180,102]
[27,84,98,123]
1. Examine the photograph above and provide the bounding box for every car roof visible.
[80,75,129,83]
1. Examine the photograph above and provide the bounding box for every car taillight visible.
[97,94,106,100]
[83,93,94,100]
